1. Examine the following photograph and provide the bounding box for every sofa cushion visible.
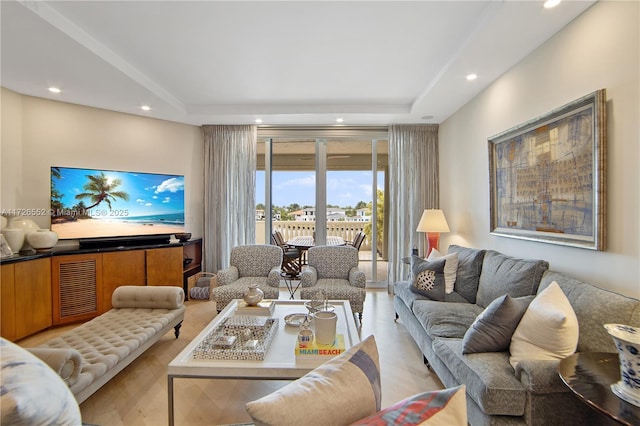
[413,300,483,339]
[476,251,548,308]
[351,385,467,426]
[1,338,81,425]
[539,271,640,353]
[41,306,185,395]
[509,281,579,369]
[447,245,486,303]
[462,294,534,354]
[410,257,446,301]
[246,335,380,426]
[112,285,185,309]
[432,338,526,416]
[427,249,459,294]
[395,282,470,313]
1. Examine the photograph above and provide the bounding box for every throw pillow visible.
[461,295,533,354]
[350,385,467,426]
[0,338,81,425]
[509,281,579,368]
[246,335,381,425]
[427,249,459,294]
[409,257,447,301]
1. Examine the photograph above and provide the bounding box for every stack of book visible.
[235,299,276,316]
[294,334,346,360]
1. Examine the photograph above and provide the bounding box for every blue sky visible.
[256,171,384,208]
[53,167,185,217]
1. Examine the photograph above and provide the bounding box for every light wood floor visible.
[18,289,443,426]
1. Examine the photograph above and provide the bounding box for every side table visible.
[558,352,640,425]
[280,271,301,299]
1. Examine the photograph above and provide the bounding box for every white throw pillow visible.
[509,281,579,368]
[427,248,458,294]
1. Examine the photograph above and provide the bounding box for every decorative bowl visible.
[175,232,191,242]
[26,229,59,251]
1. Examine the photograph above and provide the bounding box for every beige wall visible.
[439,1,639,297]
[0,88,204,239]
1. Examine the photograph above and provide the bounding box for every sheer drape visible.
[387,124,439,287]
[202,125,257,272]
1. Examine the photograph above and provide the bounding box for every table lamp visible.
[416,209,450,256]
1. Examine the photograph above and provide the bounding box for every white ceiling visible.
[1,0,595,126]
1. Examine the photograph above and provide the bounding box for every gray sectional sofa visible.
[394,245,640,426]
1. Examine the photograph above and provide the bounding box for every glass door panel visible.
[271,140,316,245]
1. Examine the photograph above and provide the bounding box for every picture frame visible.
[0,234,14,257]
[488,89,606,250]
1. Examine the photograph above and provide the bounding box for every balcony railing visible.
[256,220,370,251]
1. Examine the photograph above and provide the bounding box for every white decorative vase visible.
[604,324,640,407]
[243,284,264,306]
[27,229,59,252]
[1,228,25,254]
[7,217,40,251]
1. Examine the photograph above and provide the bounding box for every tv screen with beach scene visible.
[51,166,185,241]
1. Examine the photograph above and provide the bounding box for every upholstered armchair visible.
[299,245,366,321]
[213,245,282,312]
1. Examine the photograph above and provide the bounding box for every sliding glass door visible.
[256,128,388,287]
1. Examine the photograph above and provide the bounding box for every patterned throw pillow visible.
[409,257,446,301]
[350,385,467,426]
[246,335,381,425]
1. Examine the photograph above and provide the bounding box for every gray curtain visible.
[202,125,257,272]
[387,124,439,287]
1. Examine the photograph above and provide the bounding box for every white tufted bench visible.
[30,285,185,404]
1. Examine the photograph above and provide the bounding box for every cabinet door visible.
[52,254,102,325]
[146,247,182,286]
[101,250,146,313]
[1,264,17,341]
[15,258,52,339]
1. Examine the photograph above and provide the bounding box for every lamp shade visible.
[416,209,450,233]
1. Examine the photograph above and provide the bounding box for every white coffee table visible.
[167,299,360,425]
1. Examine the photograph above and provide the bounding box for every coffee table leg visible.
[168,375,175,426]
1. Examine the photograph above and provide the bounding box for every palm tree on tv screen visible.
[75,172,129,210]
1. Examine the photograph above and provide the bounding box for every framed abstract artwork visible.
[488,89,607,250]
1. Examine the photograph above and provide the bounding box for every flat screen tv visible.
[51,166,185,245]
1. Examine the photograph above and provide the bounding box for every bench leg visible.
[174,321,183,339]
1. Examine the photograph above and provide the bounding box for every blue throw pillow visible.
[409,257,446,301]
[461,294,534,354]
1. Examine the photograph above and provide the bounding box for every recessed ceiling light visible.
[336,118,344,123]
[48,87,61,93]
[141,105,151,111]
[544,0,561,9]
[466,74,478,81]
[421,115,434,120]
[255,118,263,124]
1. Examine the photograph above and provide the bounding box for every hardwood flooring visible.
[18,289,443,425]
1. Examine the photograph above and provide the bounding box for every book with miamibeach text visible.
[295,334,346,359]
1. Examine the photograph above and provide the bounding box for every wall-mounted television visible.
[51,166,185,245]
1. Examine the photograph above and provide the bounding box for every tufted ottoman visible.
[33,285,185,404]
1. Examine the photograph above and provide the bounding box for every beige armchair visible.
[299,245,366,321]
[213,245,282,312]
